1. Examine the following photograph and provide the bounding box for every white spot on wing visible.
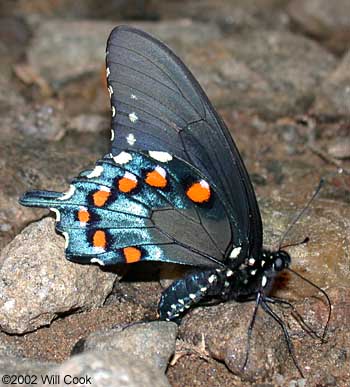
[124,172,137,182]
[93,247,105,254]
[59,185,75,201]
[110,129,115,141]
[199,180,210,189]
[208,274,216,284]
[148,151,173,162]
[62,232,69,249]
[200,287,207,292]
[86,165,104,178]
[131,94,137,100]
[50,208,60,222]
[108,85,113,97]
[99,185,111,192]
[189,293,196,300]
[226,269,233,277]
[262,275,268,287]
[230,246,241,259]
[91,258,105,266]
[129,112,138,123]
[126,133,136,145]
[112,151,132,165]
[155,166,166,178]
[111,106,116,117]
[106,67,110,77]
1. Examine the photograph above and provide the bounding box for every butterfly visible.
[20,25,329,376]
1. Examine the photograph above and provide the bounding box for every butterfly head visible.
[271,249,291,272]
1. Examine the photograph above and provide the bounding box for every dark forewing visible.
[106,26,262,261]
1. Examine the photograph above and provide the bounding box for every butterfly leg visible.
[158,268,231,322]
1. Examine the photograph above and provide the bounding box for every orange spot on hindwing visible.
[186,180,211,203]
[93,230,107,250]
[78,208,90,223]
[93,188,110,207]
[118,172,138,193]
[145,166,167,188]
[123,247,142,263]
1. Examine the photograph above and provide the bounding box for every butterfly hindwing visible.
[106,26,262,263]
[19,151,232,268]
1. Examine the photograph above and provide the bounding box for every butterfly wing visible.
[106,25,262,263]
[19,151,231,268]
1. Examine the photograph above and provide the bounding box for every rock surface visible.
[313,50,350,116]
[0,218,116,333]
[74,321,178,373]
[41,350,171,387]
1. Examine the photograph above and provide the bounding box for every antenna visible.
[278,178,325,250]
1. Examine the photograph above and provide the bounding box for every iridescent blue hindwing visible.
[20,151,233,267]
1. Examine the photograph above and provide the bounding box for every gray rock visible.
[69,114,109,134]
[288,0,350,53]
[0,217,116,334]
[75,321,178,372]
[313,50,350,116]
[27,20,116,89]
[0,356,56,387]
[158,0,291,33]
[26,20,220,91]
[16,104,66,141]
[41,350,170,387]
[180,301,286,382]
[181,30,335,118]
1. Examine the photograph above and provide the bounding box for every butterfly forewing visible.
[106,26,262,262]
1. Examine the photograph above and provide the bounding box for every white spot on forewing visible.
[91,258,105,266]
[59,185,75,201]
[99,186,110,192]
[124,172,137,182]
[226,269,233,277]
[250,269,257,276]
[50,208,60,222]
[230,246,241,259]
[106,67,110,77]
[178,299,184,305]
[148,151,173,162]
[111,106,116,117]
[112,151,132,165]
[208,274,216,284]
[129,112,138,123]
[126,133,136,145]
[108,85,113,97]
[155,166,166,178]
[62,232,69,249]
[199,180,209,189]
[200,287,207,292]
[131,94,137,100]
[262,275,268,287]
[86,165,104,179]
[189,294,196,300]
[110,129,115,141]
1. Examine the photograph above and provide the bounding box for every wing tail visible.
[19,190,63,208]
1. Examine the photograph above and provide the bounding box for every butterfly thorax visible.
[224,249,291,301]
